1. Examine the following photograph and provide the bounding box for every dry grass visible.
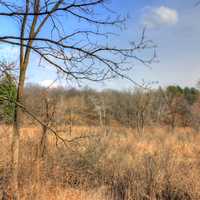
[1,125,200,199]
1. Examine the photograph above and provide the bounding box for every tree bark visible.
[11,67,26,199]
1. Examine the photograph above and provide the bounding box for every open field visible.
[1,125,200,199]
[1,0,200,199]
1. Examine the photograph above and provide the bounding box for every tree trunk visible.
[11,67,26,199]
[38,125,48,159]
[34,125,48,198]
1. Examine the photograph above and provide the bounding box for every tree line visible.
[1,73,199,133]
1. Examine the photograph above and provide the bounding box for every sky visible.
[0,0,200,90]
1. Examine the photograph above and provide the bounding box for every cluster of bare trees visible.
[18,84,199,133]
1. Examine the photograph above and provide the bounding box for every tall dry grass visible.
[1,125,200,199]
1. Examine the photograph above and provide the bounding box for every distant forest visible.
[1,73,200,133]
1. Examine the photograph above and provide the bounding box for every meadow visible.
[1,125,200,200]
[1,0,200,199]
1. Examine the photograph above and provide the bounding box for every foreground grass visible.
[1,125,200,199]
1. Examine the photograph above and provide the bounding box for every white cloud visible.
[40,79,60,88]
[143,6,178,28]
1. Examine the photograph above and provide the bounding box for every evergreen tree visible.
[0,73,17,123]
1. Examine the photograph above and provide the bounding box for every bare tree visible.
[160,87,183,133]
[133,88,152,135]
[0,61,15,80]
[0,0,155,198]
[89,95,106,127]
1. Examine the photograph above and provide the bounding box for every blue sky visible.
[0,0,200,90]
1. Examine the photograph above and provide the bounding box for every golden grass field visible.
[1,125,200,199]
